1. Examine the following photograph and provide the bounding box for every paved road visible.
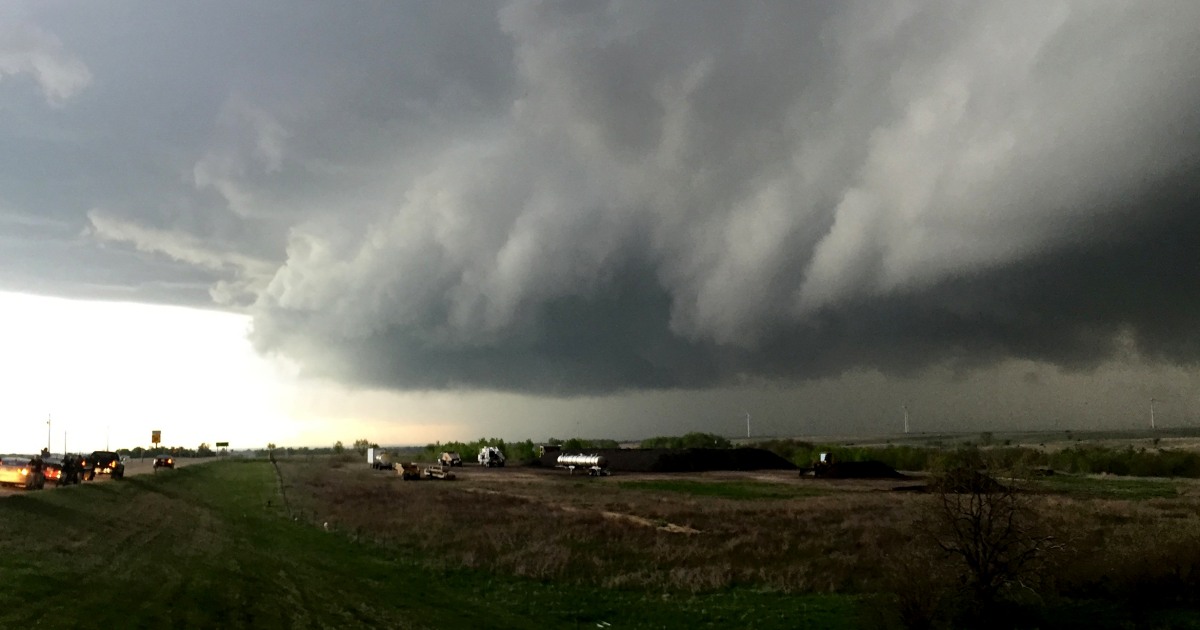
[0,456,216,497]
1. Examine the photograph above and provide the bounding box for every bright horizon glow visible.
[0,291,478,454]
[0,291,603,455]
[0,291,307,453]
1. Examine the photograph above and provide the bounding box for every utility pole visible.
[46,414,51,452]
[1150,398,1157,430]
[745,411,751,438]
[903,404,910,434]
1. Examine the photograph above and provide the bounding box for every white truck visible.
[367,447,393,470]
[477,446,506,467]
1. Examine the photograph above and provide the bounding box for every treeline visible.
[420,438,539,464]
[639,432,732,449]
[118,443,217,458]
[749,438,1200,478]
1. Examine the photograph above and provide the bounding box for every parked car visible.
[49,454,85,485]
[153,455,175,470]
[42,457,64,484]
[87,451,125,480]
[0,456,46,490]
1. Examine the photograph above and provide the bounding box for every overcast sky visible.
[2,1,1199,452]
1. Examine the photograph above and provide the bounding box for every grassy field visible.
[1033,473,1182,500]
[276,459,1200,629]
[0,460,859,629]
[3,457,1200,628]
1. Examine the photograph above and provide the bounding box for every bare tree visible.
[931,461,1056,610]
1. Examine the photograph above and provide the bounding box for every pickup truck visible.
[87,451,125,480]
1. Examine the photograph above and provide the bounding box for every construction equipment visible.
[438,451,463,467]
[812,452,834,476]
[422,463,457,480]
[397,462,422,481]
[808,452,905,479]
[477,446,506,467]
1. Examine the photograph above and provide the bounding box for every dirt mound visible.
[540,448,797,473]
[814,461,907,479]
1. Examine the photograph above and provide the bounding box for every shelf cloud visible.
[4,1,1199,396]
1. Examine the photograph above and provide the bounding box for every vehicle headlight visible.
[19,469,27,476]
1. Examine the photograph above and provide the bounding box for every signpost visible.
[152,430,161,444]
[215,442,229,448]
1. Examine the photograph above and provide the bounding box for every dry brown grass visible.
[275,459,1200,603]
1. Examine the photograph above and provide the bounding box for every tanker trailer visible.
[556,453,610,476]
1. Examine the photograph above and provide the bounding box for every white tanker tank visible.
[556,453,610,476]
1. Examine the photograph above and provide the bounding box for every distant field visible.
[1034,474,1183,500]
[805,427,1200,452]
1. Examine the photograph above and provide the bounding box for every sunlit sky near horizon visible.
[2,290,580,453]
[2,291,297,452]
[2,2,1199,453]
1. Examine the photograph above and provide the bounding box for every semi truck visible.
[367,447,394,470]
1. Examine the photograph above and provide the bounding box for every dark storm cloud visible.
[3,1,1199,394]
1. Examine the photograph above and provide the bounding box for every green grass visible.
[0,460,860,629]
[618,479,826,500]
[1034,474,1179,500]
